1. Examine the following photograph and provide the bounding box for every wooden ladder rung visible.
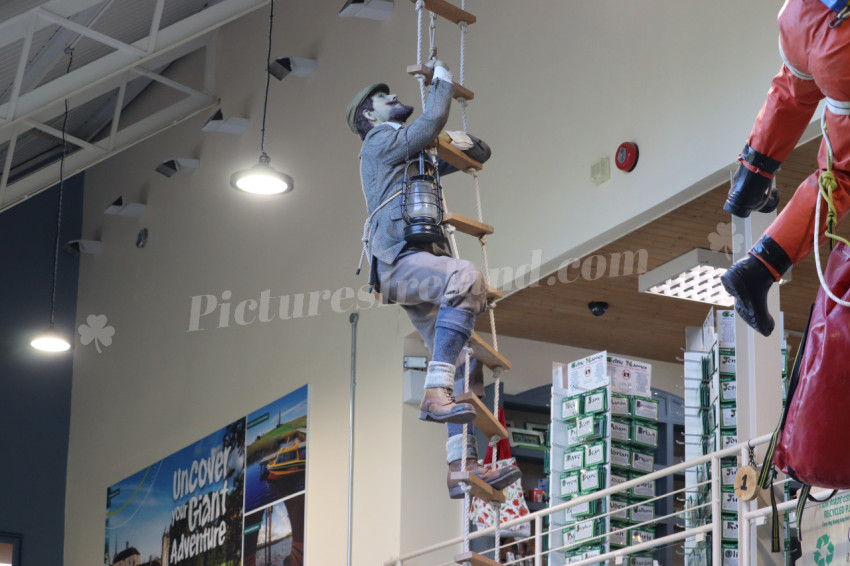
[409,0,476,25]
[468,332,511,371]
[454,552,500,566]
[485,284,501,301]
[406,64,475,102]
[435,137,482,172]
[448,471,505,504]
[442,212,492,238]
[454,392,508,441]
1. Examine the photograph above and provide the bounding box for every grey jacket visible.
[359,79,455,266]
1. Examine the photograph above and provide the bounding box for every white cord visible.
[814,105,850,306]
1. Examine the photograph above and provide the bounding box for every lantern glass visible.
[404,175,440,222]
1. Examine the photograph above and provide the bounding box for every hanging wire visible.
[49,47,75,327]
[259,0,276,158]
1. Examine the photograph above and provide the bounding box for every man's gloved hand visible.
[428,59,453,84]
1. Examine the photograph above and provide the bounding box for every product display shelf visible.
[682,309,742,566]
[550,354,661,566]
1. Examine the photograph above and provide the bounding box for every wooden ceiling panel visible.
[484,137,825,364]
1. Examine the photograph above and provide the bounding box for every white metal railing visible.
[386,433,782,566]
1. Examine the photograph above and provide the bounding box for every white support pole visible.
[6,13,38,122]
[148,0,167,54]
[732,211,784,566]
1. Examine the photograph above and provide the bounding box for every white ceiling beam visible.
[22,119,103,153]
[36,7,147,57]
[0,0,265,131]
[1,94,217,212]
[0,35,210,147]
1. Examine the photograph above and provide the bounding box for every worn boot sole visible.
[447,466,523,499]
[721,268,774,337]
[419,405,477,424]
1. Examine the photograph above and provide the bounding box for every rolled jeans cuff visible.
[425,361,456,389]
[446,434,478,463]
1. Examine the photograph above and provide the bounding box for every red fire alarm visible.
[615,142,639,172]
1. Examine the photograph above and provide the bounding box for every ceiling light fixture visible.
[637,248,735,307]
[32,49,75,353]
[230,0,293,195]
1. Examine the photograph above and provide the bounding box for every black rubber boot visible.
[720,236,792,336]
[724,145,782,218]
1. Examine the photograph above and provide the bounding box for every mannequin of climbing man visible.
[346,60,520,497]
[722,0,850,336]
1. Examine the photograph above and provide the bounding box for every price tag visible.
[722,464,738,487]
[566,425,579,446]
[634,423,658,448]
[630,503,654,523]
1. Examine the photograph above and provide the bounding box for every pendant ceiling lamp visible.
[230,0,294,195]
[32,50,75,353]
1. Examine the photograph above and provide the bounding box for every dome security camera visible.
[588,301,609,317]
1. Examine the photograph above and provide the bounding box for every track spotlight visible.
[104,196,146,217]
[339,0,393,20]
[268,57,317,80]
[155,157,199,178]
[63,239,101,257]
[202,110,250,135]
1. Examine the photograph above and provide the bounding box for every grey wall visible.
[0,175,83,566]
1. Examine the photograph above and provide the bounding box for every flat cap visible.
[345,82,389,134]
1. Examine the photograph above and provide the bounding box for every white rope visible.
[415,0,426,108]
[814,183,850,306]
[493,501,502,564]
[463,492,471,551]
[356,190,402,274]
[814,106,850,306]
[429,12,437,61]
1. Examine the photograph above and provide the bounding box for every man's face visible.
[366,91,414,126]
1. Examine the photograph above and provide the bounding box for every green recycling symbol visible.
[814,534,834,566]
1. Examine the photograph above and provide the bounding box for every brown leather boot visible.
[419,387,476,424]
[447,458,523,499]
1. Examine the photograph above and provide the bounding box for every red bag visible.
[773,242,850,488]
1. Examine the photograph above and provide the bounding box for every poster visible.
[565,351,608,395]
[105,385,308,566]
[799,490,850,566]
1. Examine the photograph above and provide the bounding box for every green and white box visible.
[611,393,630,416]
[630,476,656,499]
[722,544,739,566]
[576,415,595,439]
[631,450,654,474]
[610,496,629,521]
[583,387,607,414]
[609,521,629,547]
[564,448,584,472]
[610,471,629,489]
[721,430,738,450]
[632,396,659,421]
[719,349,736,375]
[721,491,738,514]
[631,527,655,544]
[630,503,655,524]
[562,395,582,420]
[585,441,607,467]
[632,421,659,449]
[631,555,653,566]
[611,418,631,442]
[574,518,596,543]
[720,377,737,403]
[722,516,739,541]
[720,403,738,430]
[611,444,631,469]
[560,472,580,497]
[565,498,592,522]
[580,466,605,493]
[565,422,580,446]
